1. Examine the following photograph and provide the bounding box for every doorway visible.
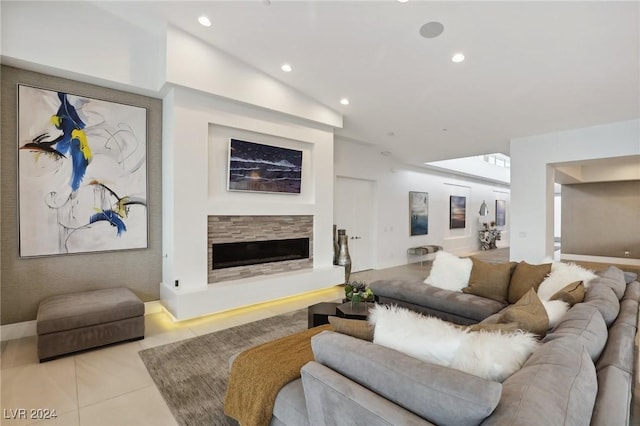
[334,177,374,272]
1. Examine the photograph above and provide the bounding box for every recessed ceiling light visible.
[198,16,212,27]
[397,0,409,3]
[281,64,292,72]
[420,22,444,39]
[452,53,465,63]
[340,98,349,105]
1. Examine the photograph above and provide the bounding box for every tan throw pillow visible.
[498,288,549,337]
[508,261,552,304]
[328,316,374,341]
[550,281,585,306]
[462,259,517,303]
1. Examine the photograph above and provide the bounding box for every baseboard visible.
[0,320,37,342]
[1,300,164,342]
[560,252,640,268]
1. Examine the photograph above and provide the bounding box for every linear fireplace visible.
[208,215,313,283]
[212,237,310,270]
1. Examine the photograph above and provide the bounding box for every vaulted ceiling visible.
[98,1,639,170]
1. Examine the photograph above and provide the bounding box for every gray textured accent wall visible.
[208,215,313,283]
[1,66,162,325]
[562,181,640,259]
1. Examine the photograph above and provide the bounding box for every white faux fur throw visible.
[536,261,596,327]
[537,262,597,301]
[369,304,539,382]
[541,299,570,328]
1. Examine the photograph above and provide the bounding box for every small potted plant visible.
[345,280,375,305]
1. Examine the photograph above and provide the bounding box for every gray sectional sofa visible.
[267,265,638,426]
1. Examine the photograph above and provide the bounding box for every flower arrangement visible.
[479,221,501,250]
[345,280,375,303]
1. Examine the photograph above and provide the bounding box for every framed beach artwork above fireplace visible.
[227,138,303,194]
[17,84,148,257]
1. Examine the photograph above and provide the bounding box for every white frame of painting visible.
[17,84,148,257]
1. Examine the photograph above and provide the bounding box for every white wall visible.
[165,26,342,129]
[334,141,511,269]
[510,119,640,263]
[1,1,165,92]
[160,86,343,319]
[159,29,344,319]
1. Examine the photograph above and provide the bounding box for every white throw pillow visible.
[537,262,597,301]
[369,304,539,382]
[424,251,472,291]
[541,299,570,329]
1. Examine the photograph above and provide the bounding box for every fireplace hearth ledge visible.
[160,266,344,321]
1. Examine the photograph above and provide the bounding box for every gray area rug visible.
[139,309,309,426]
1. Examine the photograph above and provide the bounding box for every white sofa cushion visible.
[424,251,472,291]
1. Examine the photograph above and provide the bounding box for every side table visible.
[336,301,372,321]
[307,302,340,328]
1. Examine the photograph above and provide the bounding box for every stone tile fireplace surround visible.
[208,215,314,284]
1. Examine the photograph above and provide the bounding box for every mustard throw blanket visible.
[224,324,332,426]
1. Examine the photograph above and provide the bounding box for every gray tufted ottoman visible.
[37,287,144,362]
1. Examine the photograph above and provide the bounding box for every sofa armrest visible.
[311,331,502,426]
[301,362,434,426]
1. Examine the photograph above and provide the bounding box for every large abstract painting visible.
[449,195,466,229]
[409,191,428,236]
[18,84,148,257]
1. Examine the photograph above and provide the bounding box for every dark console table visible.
[307,301,374,328]
[307,302,340,328]
[336,301,371,321]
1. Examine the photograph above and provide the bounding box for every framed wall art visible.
[18,84,148,257]
[409,191,428,236]
[227,138,302,194]
[449,195,466,229]
[496,199,506,227]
